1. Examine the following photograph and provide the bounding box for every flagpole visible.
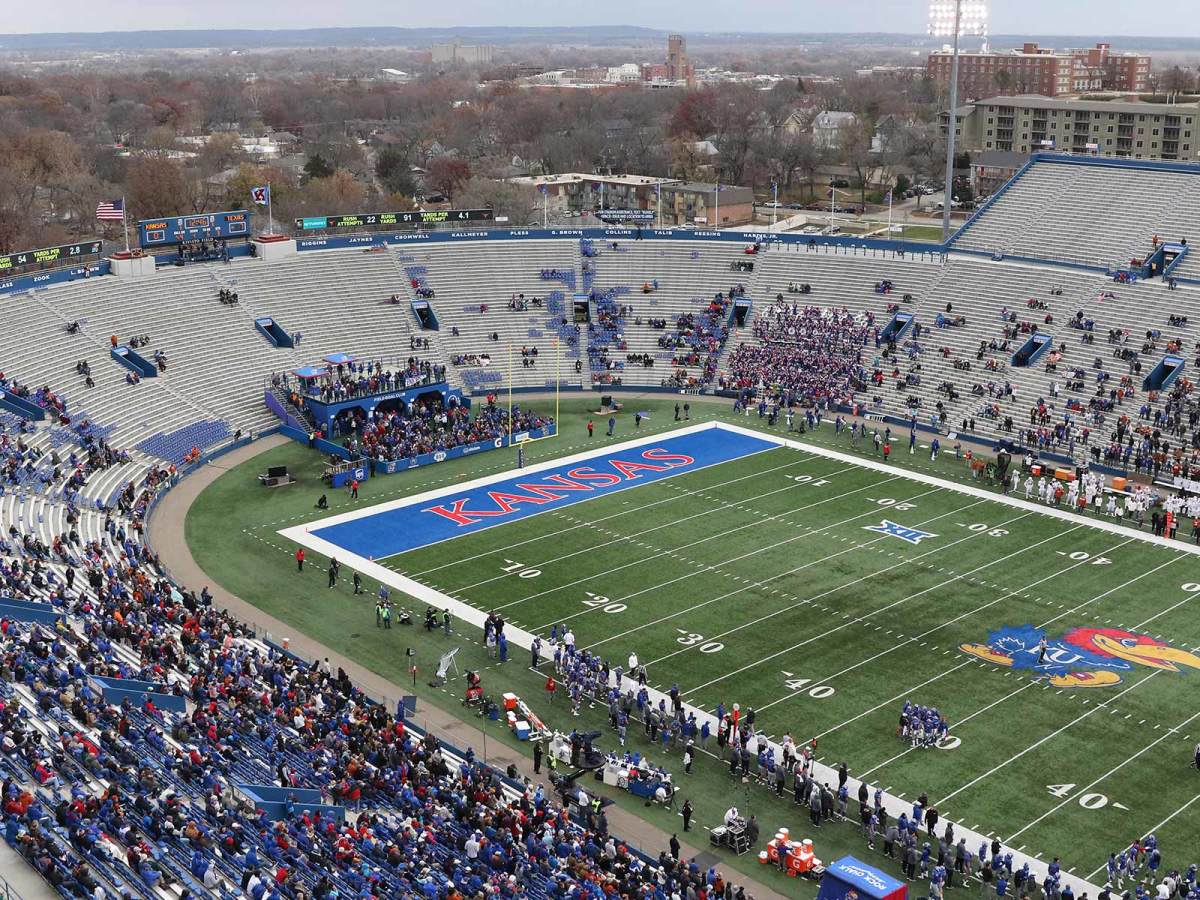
[771,180,778,229]
[267,181,274,235]
[543,190,548,228]
[888,190,893,236]
[507,342,514,447]
[121,196,130,254]
[714,180,720,229]
[656,185,661,228]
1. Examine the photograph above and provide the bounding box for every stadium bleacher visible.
[6,149,1200,896]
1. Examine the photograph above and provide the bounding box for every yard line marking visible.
[935,666,1166,807]
[754,535,1134,714]
[578,494,988,648]
[455,462,894,600]
[714,420,1200,557]
[516,482,936,624]
[671,509,1056,696]
[1085,793,1200,880]
[1008,706,1200,843]
[409,451,819,576]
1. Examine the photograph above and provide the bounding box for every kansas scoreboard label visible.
[296,209,495,230]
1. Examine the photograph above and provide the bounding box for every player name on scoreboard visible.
[0,240,103,272]
[295,209,494,230]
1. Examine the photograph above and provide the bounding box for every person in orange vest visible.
[295,548,305,572]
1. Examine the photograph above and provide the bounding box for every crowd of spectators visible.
[655,291,735,385]
[718,303,871,403]
[0,439,762,900]
[334,398,553,463]
[277,358,447,404]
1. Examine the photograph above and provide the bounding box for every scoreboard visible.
[137,210,250,247]
[0,239,103,273]
[296,209,494,230]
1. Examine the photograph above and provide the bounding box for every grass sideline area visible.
[184,397,1200,893]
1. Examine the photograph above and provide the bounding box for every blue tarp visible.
[818,857,907,900]
[324,352,355,365]
[293,366,328,379]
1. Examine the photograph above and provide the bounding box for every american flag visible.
[96,199,124,221]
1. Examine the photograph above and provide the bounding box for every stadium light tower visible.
[930,0,988,241]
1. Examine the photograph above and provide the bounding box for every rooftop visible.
[969,95,1200,115]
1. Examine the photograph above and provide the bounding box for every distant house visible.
[813,111,858,150]
[870,115,910,155]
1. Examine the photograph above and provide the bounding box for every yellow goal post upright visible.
[506,336,561,461]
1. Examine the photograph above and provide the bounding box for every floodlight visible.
[928,0,988,38]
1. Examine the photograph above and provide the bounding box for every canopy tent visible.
[818,858,907,900]
[292,366,329,380]
[323,352,356,365]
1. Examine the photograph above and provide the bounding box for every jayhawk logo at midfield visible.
[961,624,1200,687]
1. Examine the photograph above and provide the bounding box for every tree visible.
[374,147,418,197]
[839,118,875,208]
[221,163,296,218]
[303,154,335,183]
[426,155,471,201]
[126,155,191,219]
[1162,66,1197,96]
[455,177,537,226]
[302,169,368,213]
[668,138,707,182]
[197,133,246,177]
[994,69,1014,94]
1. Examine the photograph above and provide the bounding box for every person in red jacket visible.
[295,548,305,572]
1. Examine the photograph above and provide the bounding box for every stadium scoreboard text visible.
[137,210,250,246]
[296,209,494,230]
[0,240,103,272]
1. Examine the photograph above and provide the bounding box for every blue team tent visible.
[818,857,907,900]
[323,352,355,365]
[292,366,328,380]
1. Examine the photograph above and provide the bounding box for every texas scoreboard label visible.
[296,209,495,230]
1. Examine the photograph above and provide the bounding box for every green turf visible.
[186,398,1200,891]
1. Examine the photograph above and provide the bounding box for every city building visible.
[432,43,495,67]
[812,111,859,150]
[508,173,675,219]
[927,42,1152,99]
[507,173,753,226]
[943,95,1198,161]
[666,34,695,87]
[660,181,754,227]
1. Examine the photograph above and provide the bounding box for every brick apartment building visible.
[928,42,1152,99]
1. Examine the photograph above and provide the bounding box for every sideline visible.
[146,432,792,900]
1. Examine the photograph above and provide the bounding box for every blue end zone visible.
[312,428,781,560]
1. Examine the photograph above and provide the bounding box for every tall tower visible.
[667,34,686,81]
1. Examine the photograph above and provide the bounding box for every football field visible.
[285,422,1200,880]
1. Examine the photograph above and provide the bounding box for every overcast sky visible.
[7,0,1200,38]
